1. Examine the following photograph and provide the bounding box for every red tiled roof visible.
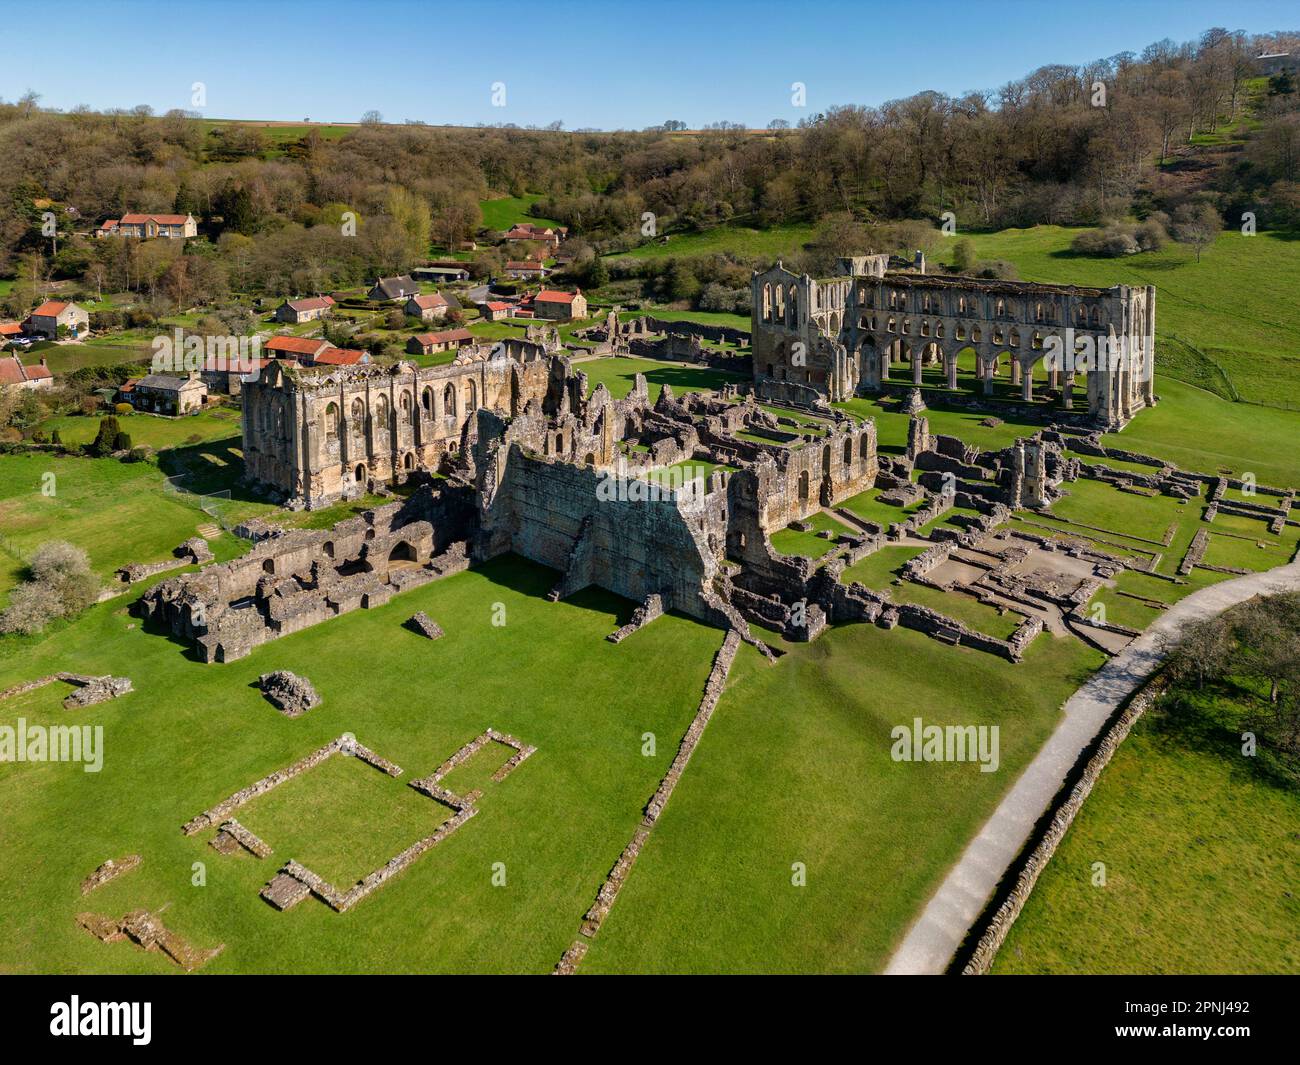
[120,213,191,225]
[0,356,30,386]
[311,348,368,365]
[505,261,545,270]
[97,219,120,230]
[483,301,511,311]
[265,335,332,355]
[409,293,449,310]
[535,290,577,303]
[285,295,334,312]
[0,322,22,336]
[414,328,473,346]
[31,301,71,317]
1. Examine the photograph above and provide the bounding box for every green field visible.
[994,684,1300,974]
[770,510,855,560]
[607,221,815,262]
[478,194,560,232]
[0,555,724,974]
[576,356,746,402]
[581,623,1104,973]
[0,454,212,604]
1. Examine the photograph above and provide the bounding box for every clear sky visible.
[2,0,1294,129]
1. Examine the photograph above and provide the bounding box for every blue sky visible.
[2,0,1294,129]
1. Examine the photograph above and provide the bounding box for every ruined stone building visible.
[241,338,555,507]
[751,255,1155,427]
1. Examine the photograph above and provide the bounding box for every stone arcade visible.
[751,255,1155,427]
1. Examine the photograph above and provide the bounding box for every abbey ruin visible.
[137,254,1173,669]
[751,255,1155,427]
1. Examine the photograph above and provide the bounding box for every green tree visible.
[92,415,121,456]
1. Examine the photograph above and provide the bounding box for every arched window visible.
[374,394,389,429]
[443,383,456,417]
[775,285,785,321]
[421,386,433,417]
[859,433,870,459]
[464,377,478,411]
[842,437,852,466]
[399,391,412,424]
[787,285,798,326]
[350,397,365,434]
[762,283,772,322]
[323,401,339,439]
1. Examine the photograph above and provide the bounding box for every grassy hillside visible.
[954,227,1300,411]
[478,194,560,232]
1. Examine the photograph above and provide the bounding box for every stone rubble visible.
[75,908,224,972]
[257,670,322,717]
[80,855,143,895]
[405,611,444,639]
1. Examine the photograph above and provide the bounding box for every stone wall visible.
[960,675,1168,974]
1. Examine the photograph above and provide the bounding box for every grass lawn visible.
[618,308,751,332]
[642,460,735,490]
[1104,378,1300,488]
[38,407,242,451]
[840,544,925,589]
[892,581,1026,640]
[0,555,724,974]
[479,194,559,232]
[577,356,746,403]
[607,222,815,263]
[836,395,1035,456]
[838,487,927,528]
[581,622,1105,973]
[770,511,855,560]
[993,684,1300,974]
[0,454,212,605]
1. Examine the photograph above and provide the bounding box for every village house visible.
[27,300,89,339]
[120,372,208,414]
[505,261,547,280]
[94,219,120,238]
[479,300,512,322]
[264,336,334,361]
[115,213,198,239]
[503,223,564,250]
[275,295,335,324]
[0,322,24,345]
[406,328,473,356]
[0,353,53,392]
[405,292,453,321]
[368,275,420,303]
[533,289,587,321]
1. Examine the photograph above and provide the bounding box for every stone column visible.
[1021,361,1033,402]
[946,352,957,390]
[912,350,923,386]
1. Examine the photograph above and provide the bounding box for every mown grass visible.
[0,555,723,974]
[770,511,854,560]
[606,221,815,263]
[478,194,559,232]
[581,623,1104,973]
[993,683,1300,974]
[577,356,746,402]
[0,454,211,604]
